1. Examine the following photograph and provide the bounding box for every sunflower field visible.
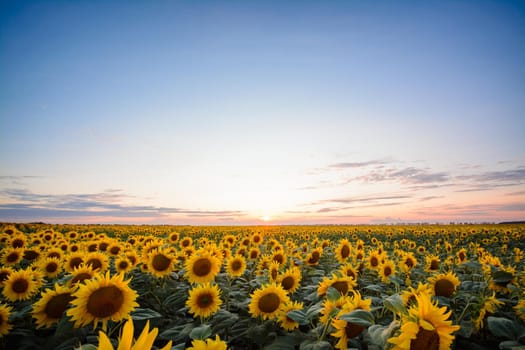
[0,223,524,350]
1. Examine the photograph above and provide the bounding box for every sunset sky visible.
[1,0,524,225]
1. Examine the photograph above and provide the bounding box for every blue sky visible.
[1,0,524,224]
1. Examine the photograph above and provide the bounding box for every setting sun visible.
[261,215,271,222]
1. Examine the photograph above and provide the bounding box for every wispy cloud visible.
[0,188,245,221]
[329,159,391,169]
[349,166,450,184]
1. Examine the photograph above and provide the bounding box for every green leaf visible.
[131,308,162,320]
[299,340,333,350]
[339,309,375,327]
[498,340,525,350]
[367,320,399,348]
[189,324,212,340]
[492,270,514,284]
[487,317,523,340]
[326,286,341,301]
[457,320,474,339]
[363,284,383,293]
[286,309,309,325]
[383,294,405,315]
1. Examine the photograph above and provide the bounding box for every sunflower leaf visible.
[383,293,404,315]
[189,324,212,340]
[339,309,375,327]
[286,310,309,325]
[487,317,523,340]
[326,287,341,301]
[131,307,162,320]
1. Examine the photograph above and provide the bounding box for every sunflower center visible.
[193,258,212,276]
[273,254,284,264]
[434,279,455,298]
[197,292,213,308]
[0,271,11,282]
[86,258,102,270]
[258,293,281,313]
[99,242,108,251]
[48,252,61,259]
[411,328,439,350]
[86,285,124,318]
[405,258,414,268]
[12,239,24,248]
[345,322,365,339]
[346,270,356,279]
[44,293,74,319]
[331,281,349,295]
[152,254,171,271]
[110,246,120,255]
[341,245,350,258]
[370,256,379,267]
[231,260,242,271]
[6,253,19,263]
[69,257,83,269]
[429,260,439,270]
[71,272,92,284]
[46,262,58,273]
[308,251,320,264]
[12,278,29,293]
[271,269,278,281]
[281,276,295,290]
[118,261,129,270]
[383,266,392,277]
[24,250,39,261]
[458,251,466,260]
[182,239,190,247]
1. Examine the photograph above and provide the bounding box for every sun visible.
[261,215,271,222]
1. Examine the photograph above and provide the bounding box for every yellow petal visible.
[419,319,435,331]
[158,340,173,350]
[117,318,134,350]
[98,331,115,350]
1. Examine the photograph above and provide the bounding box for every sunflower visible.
[379,260,396,284]
[185,250,221,284]
[248,247,260,260]
[428,272,460,298]
[278,266,301,293]
[186,283,222,319]
[45,247,64,260]
[67,271,138,331]
[425,255,440,273]
[9,234,26,249]
[515,299,525,321]
[305,247,323,266]
[38,257,63,279]
[367,250,383,270]
[473,293,504,331]
[335,239,352,263]
[179,237,193,249]
[23,248,41,262]
[277,300,304,331]
[2,268,40,302]
[399,252,417,272]
[271,251,286,266]
[1,247,24,266]
[146,248,175,278]
[320,295,348,325]
[268,261,280,282]
[249,283,290,320]
[317,273,357,297]
[97,318,173,350]
[340,264,358,281]
[0,267,14,286]
[68,263,97,286]
[85,252,110,272]
[32,283,74,328]
[115,257,133,274]
[331,292,372,349]
[388,292,460,350]
[401,283,433,308]
[65,252,85,273]
[226,255,246,278]
[0,304,13,336]
[186,335,228,350]
[107,243,122,256]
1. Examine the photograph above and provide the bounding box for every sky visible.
[1,0,524,225]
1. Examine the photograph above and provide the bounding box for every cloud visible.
[329,159,391,169]
[0,188,246,221]
[316,194,411,205]
[350,166,450,184]
[456,168,525,184]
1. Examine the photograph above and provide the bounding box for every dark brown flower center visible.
[345,322,365,339]
[86,286,124,318]
[109,246,120,255]
[12,239,24,248]
[0,271,11,282]
[383,266,392,277]
[434,279,455,298]
[152,254,171,271]
[197,292,213,308]
[331,281,349,295]
[410,328,439,350]
[118,261,129,270]
[6,252,19,263]
[341,245,350,259]
[308,251,320,264]
[430,260,439,270]
[24,250,40,261]
[98,242,108,251]
[281,276,295,290]
[86,258,102,270]
[44,293,74,319]
[12,278,29,293]
[258,293,281,313]
[46,262,58,273]
[370,256,379,267]
[69,257,83,270]
[231,260,242,271]
[273,254,284,264]
[71,272,92,284]
[405,258,414,268]
[193,258,212,276]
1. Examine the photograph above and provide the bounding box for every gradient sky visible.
[1,0,524,225]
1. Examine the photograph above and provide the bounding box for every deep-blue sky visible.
[1,0,524,224]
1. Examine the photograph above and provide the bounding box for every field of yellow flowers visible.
[0,223,524,350]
